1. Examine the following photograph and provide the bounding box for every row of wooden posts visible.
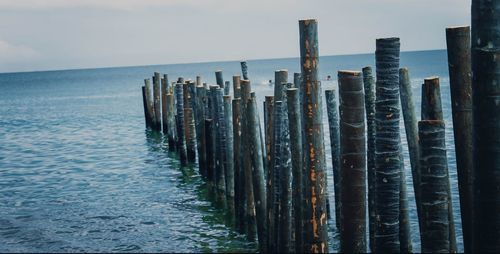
[141,4,499,253]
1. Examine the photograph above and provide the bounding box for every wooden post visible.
[232,98,247,234]
[374,37,401,253]
[215,70,224,88]
[175,83,187,166]
[241,61,249,80]
[446,25,473,253]
[299,18,328,253]
[247,92,268,252]
[398,140,412,253]
[161,75,169,134]
[210,86,226,196]
[233,75,241,98]
[418,120,453,253]
[196,76,202,87]
[271,100,284,253]
[195,86,207,176]
[142,80,154,128]
[224,95,235,210]
[287,88,303,253]
[264,95,275,251]
[325,89,341,230]
[398,67,422,237]
[421,76,457,253]
[187,81,196,111]
[224,81,230,96]
[274,69,288,102]
[337,70,366,253]
[166,93,176,150]
[184,108,196,163]
[153,72,162,131]
[361,66,376,250]
[293,73,301,88]
[205,119,215,183]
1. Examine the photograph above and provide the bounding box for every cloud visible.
[0,39,39,60]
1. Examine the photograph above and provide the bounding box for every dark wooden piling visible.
[161,75,169,134]
[195,86,207,176]
[175,83,188,166]
[299,19,328,253]
[421,76,457,252]
[240,79,257,239]
[247,92,268,252]
[398,141,412,253]
[241,61,249,80]
[418,120,453,253]
[264,95,275,251]
[224,95,235,209]
[153,72,162,131]
[184,108,196,163]
[325,89,341,230]
[142,83,154,128]
[274,70,288,101]
[471,2,500,246]
[293,73,301,88]
[374,37,401,253]
[224,81,230,96]
[205,119,215,183]
[196,76,201,87]
[446,25,473,253]
[398,67,422,237]
[271,100,284,253]
[215,70,224,88]
[211,86,227,195]
[337,71,366,253]
[232,98,247,234]
[187,81,196,111]
[233,75,241,98]
[166,93,176,149]
[361,66,376,250]
[287,88,303,253]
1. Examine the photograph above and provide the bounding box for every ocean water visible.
[0,49,462,252]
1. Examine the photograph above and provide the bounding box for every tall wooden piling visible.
[166,93,176,149]
[241,61,249,80]
[398,67,422,236]
[224,81,230,95]
[215,70,224,88]
[374,37,401,253]
[240,79,257,239]
[247,93,268,252]
[293,73,301,88]
[271,100,284,253]
[161,75,169,134]
[421,76,457,252]
[471,1,500,245]
[337,71,366,253]
[205,119,215,183]
[232,98,247,233]
[224,95,235,210]
[398,141,412,253]
[175,83,188,166]
[361,66,376,250]
[264,95,275,251]
[196,76,201,87]
[210,86,226,195]
[419,120,453,253]
[325,89,341,230]
[195,86,207,176]
[142,80,154,128]
[274,70,288,101]
[184,108,196,163]
[187,81,196,111]
[446,25,473,253]
[153,72,162,131]
[299,19,328,253]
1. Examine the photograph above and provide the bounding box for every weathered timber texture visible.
[175,83,187,166]
[153,72,162,131]
[325,89,341,230]
[161,75,169,134]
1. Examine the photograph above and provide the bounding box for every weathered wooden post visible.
[299,19,328,253]
[247,92,268,252]
[421,76,457,252]
[418,120,453,253]
[153,72,162,131]
[205,118,215,183]
[175,83,188,166]
[161,75,169,134]
[263,95,275,251]
[224,95,235,211]
[232,98,247,234]
[196,76,202,87]
[166,93,176,149]
[187,81,196,111]
[215,70,224,88]
[398,141,412,253]
[361,66,376,250]
[270,100,284,253]
[337,71,366,253]
[293,73,301,88]
[286,88,303,253]
[274,70,288,101]
[240,79,257,239]
[142,79,155,128]
[233,75,241,98]
[184,108,196,163]
[210,86,226,196]
[224,81,230,96]
[241,61,249,80]
[325,89,341,230]
[446,25,473,253]
[374,37,401,253]
[195,86,207,176]
[398,67,422,236]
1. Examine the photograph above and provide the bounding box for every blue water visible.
[0,49,462,252]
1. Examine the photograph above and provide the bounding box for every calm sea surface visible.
[0,49,462,252]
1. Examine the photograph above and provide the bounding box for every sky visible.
[0,0,470,73]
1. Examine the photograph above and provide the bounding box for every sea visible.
[0,49,463,252]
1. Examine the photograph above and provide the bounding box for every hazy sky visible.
[0,0,470,73]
